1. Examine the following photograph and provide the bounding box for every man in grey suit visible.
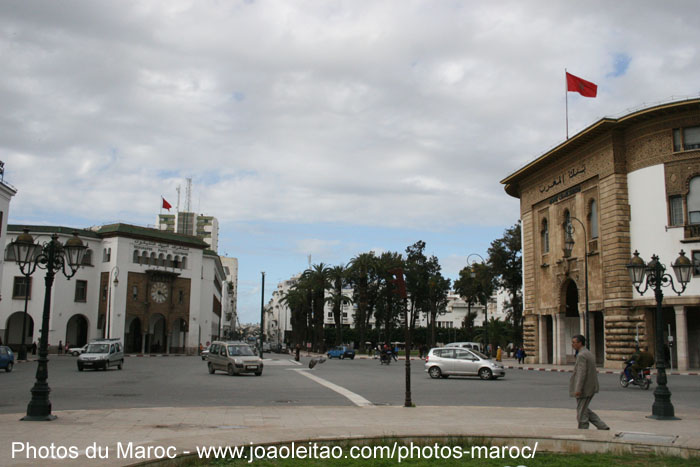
[570,335,609,430]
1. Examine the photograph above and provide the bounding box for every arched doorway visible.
[125,316,142,353]
[65,314,89,347]
[148,314,167,353]
[170,318,187,354]
[4,312,34,351]
[563,280,581,363]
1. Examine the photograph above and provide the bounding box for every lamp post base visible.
[646,415,681,421]
[18,345,28,361]
[21,414,57,421]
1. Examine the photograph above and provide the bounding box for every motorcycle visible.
[619,364,652,390]
[380,350,392,365]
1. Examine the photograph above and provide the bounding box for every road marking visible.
[289,359,302,366]
[294,369,374,407]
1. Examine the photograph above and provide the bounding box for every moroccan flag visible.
[566,72,597,98]
[162,197,172,211]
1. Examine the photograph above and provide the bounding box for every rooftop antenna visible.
[176,185,181,211]
[308,254,312,268]
[185,177,192,213]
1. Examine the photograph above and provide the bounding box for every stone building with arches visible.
[1,223,226,355]
[502,98,700,369]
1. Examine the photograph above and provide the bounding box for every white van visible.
[445,342,483,353]
[77,338,124,371]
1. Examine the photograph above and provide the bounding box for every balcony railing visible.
[684,224,700,240]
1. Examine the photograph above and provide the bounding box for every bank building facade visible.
[502,98,700,369]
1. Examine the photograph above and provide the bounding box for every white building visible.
[1,223,225,354]
[156,212,219,252]
[220,257,239,337]
[0,169,17,302]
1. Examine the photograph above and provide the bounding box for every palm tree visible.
[301,263,331,352]
[281,287,308,347]
[326,264,352,346]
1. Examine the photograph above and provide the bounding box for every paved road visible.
[2,355,699,415]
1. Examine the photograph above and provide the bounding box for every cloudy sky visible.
[3,0,699,323]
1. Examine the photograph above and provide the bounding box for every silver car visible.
[425,347,505,380]
[77,339,124,371]
[207,341,263,376]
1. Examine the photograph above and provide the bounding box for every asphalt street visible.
[2,354,699,415]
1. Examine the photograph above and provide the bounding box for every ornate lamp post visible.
[9,229,87,421]
[562,218,590,349]
[626,250,692,420]
[467,253,487,353]
[259,271,265,358]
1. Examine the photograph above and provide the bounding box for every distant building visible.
[156,212,219,252]
[220,256,239,337]
[0,166,17,302]
[1,223,225,354]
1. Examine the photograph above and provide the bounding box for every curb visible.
[502,365,700,376]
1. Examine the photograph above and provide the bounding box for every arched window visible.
[166,254,173,268]
[158,253,165,267]
[688,176,700,224]
[173,255,181,269]
[588,199,599,239]
[141,251,149,264]
[133,250,140,264]
[563,209,572,243]
[541,219,549,253]
[181,256,187,270]
[150,252,157,265]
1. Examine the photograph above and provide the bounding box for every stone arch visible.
[150,252,157,265]
[4,311,34,349]
[125,315,142,353]
[170,318,188,353]
[65,314,89,347]
[148,313,167,353]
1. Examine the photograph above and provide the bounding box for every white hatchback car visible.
[425,347,505,380]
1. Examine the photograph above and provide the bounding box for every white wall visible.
[628,165,700,296]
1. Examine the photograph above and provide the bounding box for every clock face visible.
[151,282,168,304]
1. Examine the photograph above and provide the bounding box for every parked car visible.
[207,341,263,376]
[77,339,124,371]
[201,346,209,361]
[327,346,355,360]
[425,347,504,380]
[444,342,483,353]
[0,345,15,372]
[68,344,88,356]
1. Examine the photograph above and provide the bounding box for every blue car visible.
[0,345,15,372]
[327,346,355,360]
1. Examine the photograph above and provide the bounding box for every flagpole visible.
[565,68,569,140]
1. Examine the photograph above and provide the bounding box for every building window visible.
[103,248,111,262]
[74,280,88,302]
[588,199,599,239]
[132,286,138,300]
[181,257,187,269]
[81,249,93,266]
[693,251,700,276]
[688,176,700,224]
[541,218,549,253]
[674,126,700,151]
[133,250,140,263]
[4,244,16,261]
[102,285,108,301]
[669,195,684,226]
[178,290,184,304]
[12,277,31,299]
[563,209,572,244]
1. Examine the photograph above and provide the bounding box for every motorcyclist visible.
[625,346,654,382]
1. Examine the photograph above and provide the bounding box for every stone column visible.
[557,313,567,365]
[552,314,559,364]
[539,315,547,364]
[674,306,688,371]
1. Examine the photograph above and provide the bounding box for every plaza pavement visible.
[3,356,700,466]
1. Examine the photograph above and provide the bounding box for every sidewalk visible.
[1,404,698,466]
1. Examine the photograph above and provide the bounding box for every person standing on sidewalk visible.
[570,335,609,430]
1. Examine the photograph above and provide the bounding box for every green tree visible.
[374,251,404,344]
[348,252,377,351]
[454,261,494,335]
[487,222,523,343]
[281,287,309,347]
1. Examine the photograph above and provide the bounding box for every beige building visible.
[502,98,700,369]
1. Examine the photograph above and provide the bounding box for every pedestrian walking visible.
[58,340,63,355]
[65,341,70,355]
[32,341,37,355]
[496,346,502,362]
[519,348,527,364]
[570,335,609,430]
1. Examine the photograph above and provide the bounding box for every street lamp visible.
[259,271,265,358]
[13,230,39,361]
[467,253,487,353]
[9,229,87,421]
[562,218,590,349]
[626,249,692,420]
